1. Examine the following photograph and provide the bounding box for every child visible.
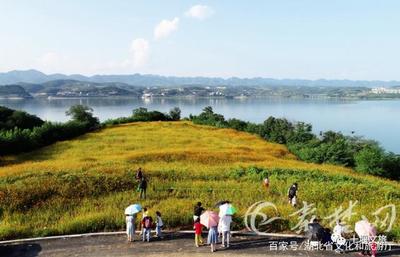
[141,214,153,242]
[207,225,218,252]
[139,207,149,236]
[219,215,232,248]
[155,211,164,238]
[193,218,203,247]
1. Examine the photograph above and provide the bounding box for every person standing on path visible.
[207,225,218,253]
[193,202,205,221]
[125,214,136,242]
[219,215,232,248]
[155,211,164,238]
[141,214,153,242]
[193,218,203,247]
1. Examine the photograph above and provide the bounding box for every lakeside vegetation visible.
[189,107,400,180]
[2,78,400,100]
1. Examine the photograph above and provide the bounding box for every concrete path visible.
[0,233,399,257]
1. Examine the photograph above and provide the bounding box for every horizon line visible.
[1,69,400,83]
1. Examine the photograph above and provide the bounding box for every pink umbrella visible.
[355,220,377,237]
[200,211,219,229]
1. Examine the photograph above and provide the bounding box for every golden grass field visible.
[0,121,399,240]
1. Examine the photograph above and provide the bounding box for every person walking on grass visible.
[207,224,218,253]
[288,182,298,207]
[126,213,136,242]
[263,176,270,190]
[155,211,164,238]
[141,213,153,242]
[219,215,232,248]
[139,176,147,199]
[136,167,143,181]
[193,217,203,247]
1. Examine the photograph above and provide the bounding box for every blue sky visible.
[1,0,400,80]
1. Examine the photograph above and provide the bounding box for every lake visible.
[1,97,399,153]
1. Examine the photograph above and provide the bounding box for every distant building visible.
[371,87,400,94]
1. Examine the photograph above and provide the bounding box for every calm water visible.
[1,97,399,153]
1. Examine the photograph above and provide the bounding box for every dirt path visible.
[0,233,399,257]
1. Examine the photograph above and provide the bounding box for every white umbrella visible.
[125,204,142,215]
[219,203,237,217]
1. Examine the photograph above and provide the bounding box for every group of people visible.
[127,170,376,256]
[125,201,232,253]
[263,176,298,207]
[125,207,164,242]
[193,202,233,252]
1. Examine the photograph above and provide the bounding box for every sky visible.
[1,0,400,80]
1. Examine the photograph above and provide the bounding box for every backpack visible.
[143,216,152,228]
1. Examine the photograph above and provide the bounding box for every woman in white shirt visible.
[219,215,232,248]
[126,214,136,242]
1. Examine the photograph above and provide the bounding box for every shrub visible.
[0,105,44,130]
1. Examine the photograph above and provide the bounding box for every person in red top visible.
[193,218,203,247]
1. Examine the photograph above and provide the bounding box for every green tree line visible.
[189,106,400,180]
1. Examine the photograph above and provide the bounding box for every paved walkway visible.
[0,233,399,257]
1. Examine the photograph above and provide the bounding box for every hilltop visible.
[0,121,399,240]
[1,69,400,88]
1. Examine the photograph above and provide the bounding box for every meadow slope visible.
[0,121,399,240]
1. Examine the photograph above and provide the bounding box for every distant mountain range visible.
[1,69,400,88]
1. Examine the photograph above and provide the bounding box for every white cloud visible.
[36,52,73,73]
[37,52,62,67]
[154,17,179,40]
[185,5,214,20]
[130,38,150,68]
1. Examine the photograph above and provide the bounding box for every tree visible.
[0,106,44,130]
[169,107,181,121]
[354,144,387,177]
[132,107,169,121]
[66,105,99,129]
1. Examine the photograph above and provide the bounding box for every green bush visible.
[0,106,44,130]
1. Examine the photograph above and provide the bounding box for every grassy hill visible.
[0,121,399,240]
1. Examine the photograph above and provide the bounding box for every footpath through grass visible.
[0,121,399,240]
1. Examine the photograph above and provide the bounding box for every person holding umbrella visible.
[218,202,236,248]
[124,204,142,242]
[355,219,377,257]
[200,210,219,253]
